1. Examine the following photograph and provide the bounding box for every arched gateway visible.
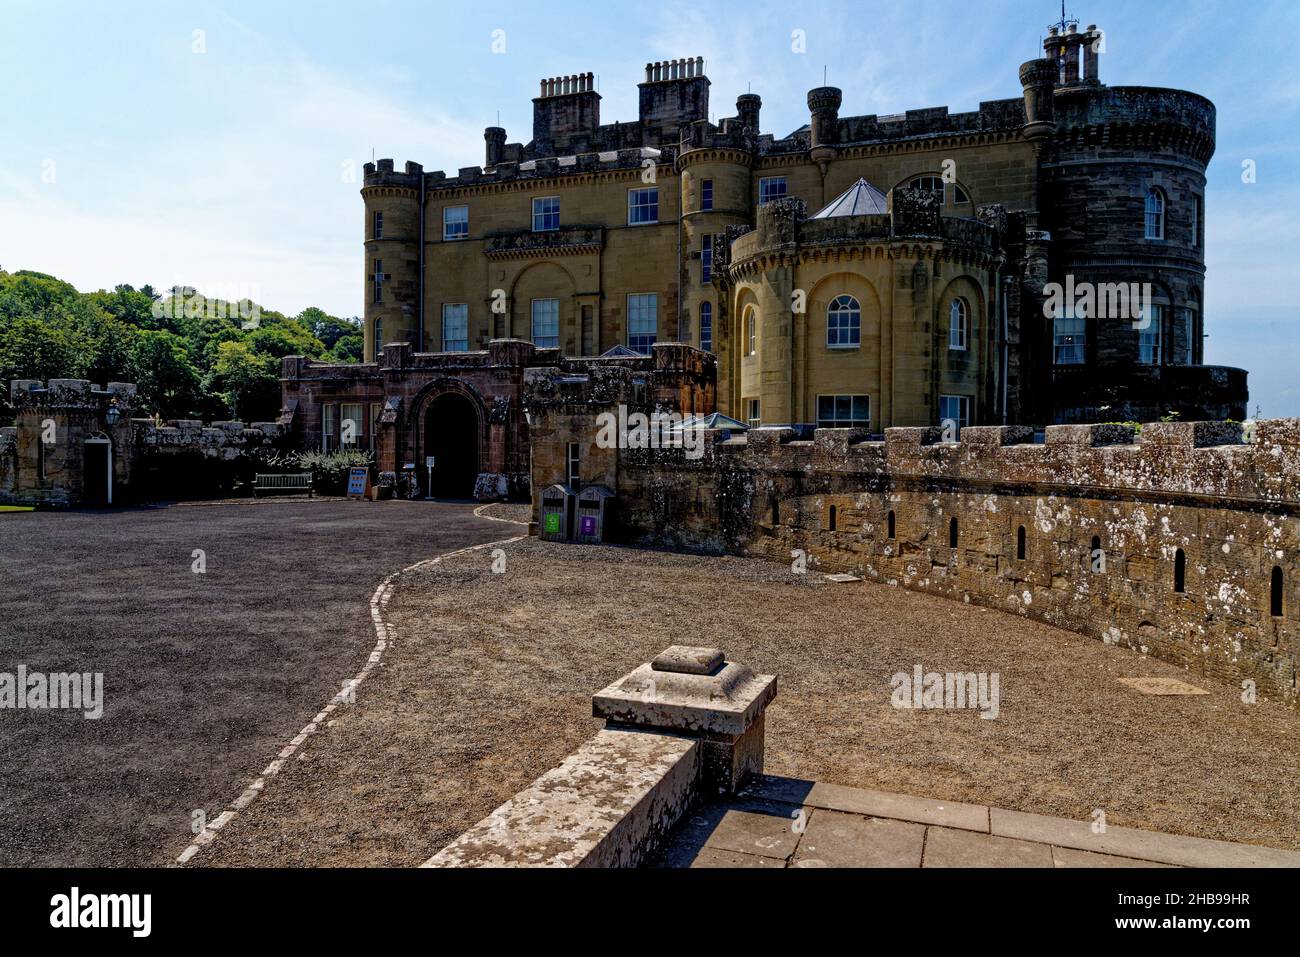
[422,391,481,499]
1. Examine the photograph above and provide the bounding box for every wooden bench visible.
[253,473,313,498]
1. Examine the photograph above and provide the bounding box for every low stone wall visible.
[606,421,1299,706]
[427,646,775,868]
[2,379,287,506]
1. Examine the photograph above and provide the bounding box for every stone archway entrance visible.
[422,392,480,499]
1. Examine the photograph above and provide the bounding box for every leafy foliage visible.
[0,269,362,423]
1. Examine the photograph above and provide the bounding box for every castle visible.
[279,18,1246,499]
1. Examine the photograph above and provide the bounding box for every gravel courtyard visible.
[200,534,1300,867]
[0,499,515,866]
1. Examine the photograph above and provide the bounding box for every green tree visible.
[128,330,203,419]
[206,339,281,421]
[296,307,358,350]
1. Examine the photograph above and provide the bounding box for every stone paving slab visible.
[922,827,1055,868]
[1051,846,1176,868]
[653,777,1300,868]
[745,775,989,833]
[792,810,925,868]
[689,799,806,861]
[990,807,1300,869]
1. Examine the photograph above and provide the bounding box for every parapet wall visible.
[610,421,1300,705]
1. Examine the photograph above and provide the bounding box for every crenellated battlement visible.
[530,412,1300,705]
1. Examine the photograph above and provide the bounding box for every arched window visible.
[828,505,837,532]
[906,175,970,205]
[887,510,896,540]
[745,307,757,356]
[1145,187,1166,240]
[1271,566,1284,617]
[1174,549,1187,593]
[949,517,959,549]
[1017,525,1027,561]
[374,317,383,351]
[827,295,861,348]
[699,301,713,353]
[949,298,968,351]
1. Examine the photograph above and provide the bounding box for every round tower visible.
[361,159,423,361]
[1037,67,1236,420]
[675,95,759,365]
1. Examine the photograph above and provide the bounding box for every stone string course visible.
[610,421,1300,706]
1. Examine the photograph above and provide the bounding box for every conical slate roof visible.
[811,177,889,218]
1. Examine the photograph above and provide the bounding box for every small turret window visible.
[1145,188,1166,240]
[745,306,758,356]
[700,302,713,352]
[827,295,861,348]
[373,210,383,239]
[701,179,713,211]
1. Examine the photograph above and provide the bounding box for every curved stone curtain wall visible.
[616,421,1299,706]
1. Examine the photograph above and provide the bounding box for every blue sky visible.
[2,0,1297,414]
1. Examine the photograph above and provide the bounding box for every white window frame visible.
[531,298,560,349]
[817,394,870,430]
[699,301,713,353]
[322,403,337,452]
[758,176,787,205]
[745,398,761,428]
[1139,303,1163,365]
[373,210,383,239]
[627,293,657,353]
[826,295,861,349]
[443,205,469,241]
[744,307,757,356]
[938,395,971,432]
[531,196,560,233]
[566,442,580,489]
[442,303,469,352]
[628,187,658,225]
[949,298,968,351]
[340,403,364,449]
[700,178,713,211]
[1053,310,1086,365]
[1145,187,1166,240]
[700,234,712,284]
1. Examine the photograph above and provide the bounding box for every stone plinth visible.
[593,645,777,794]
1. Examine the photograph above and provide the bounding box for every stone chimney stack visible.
[1044,22,1088,86]
[532,71,601,157]
[1081,25,1103,85]
[638,57,710,146]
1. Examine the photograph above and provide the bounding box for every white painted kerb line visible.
[176,536,524,865]
[473,503,529,526]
